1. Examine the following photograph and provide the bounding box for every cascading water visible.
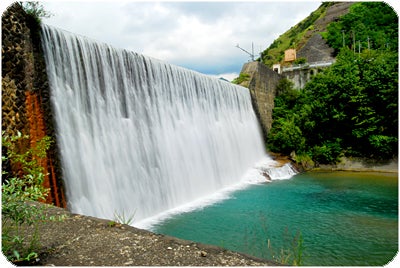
[40,24,295,225]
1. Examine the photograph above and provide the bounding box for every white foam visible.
[134,158,297,230]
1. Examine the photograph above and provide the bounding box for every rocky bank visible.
[316,157,398,173]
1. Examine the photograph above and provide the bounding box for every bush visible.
[2,132,52,263]
[293,57,307,65]
[292,152,315,169]
[267,118,306,155]
[368,135,398,159]
[311,139,343,164]
[232,73,250,85]
[20,1,53,23]
[275,78,295,97]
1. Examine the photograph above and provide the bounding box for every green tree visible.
[349,50,398,157]
[268,48,398,163]
[268,117,306,155]
[326,2,398,53]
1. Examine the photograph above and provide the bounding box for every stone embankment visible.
[273,151,398,173]
[3,203,279,266]
[316,157,398,173]
[289,152,398,173]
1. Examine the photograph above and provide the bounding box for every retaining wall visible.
[238,61,282,140]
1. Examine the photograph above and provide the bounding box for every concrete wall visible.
[281,68,311,89]
[238,62,282,140]
[2,3,66,207]
[281,67,317,89]
[281,65,327,89]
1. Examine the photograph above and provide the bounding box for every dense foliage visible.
[267,48,398,164]
[325,2,398,54]
[266,1,398,164]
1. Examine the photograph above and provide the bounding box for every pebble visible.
[200,251,207,257]
[167,247,172,250]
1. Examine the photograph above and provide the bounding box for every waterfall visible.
[40,24,291,225]
[262,163,299,180]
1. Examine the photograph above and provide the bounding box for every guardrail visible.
[282,60,335,72]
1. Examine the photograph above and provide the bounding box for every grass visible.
[1,132,54,263]
[260,2,331,67]
[232,73,250,85]
[242,213,304,265]
[113,210,135,225]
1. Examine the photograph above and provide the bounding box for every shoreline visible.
[269,152,398,174]
[2,203,278,266]
[311,157,398,173]
[309,167,398,173]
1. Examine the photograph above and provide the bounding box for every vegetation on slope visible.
[324,2,398,54]
[268,47,398,164]
[2,132,54,264]
[267,2,398,165]
[259,2,333,67]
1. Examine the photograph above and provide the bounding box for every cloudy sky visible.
[2,1,341,80]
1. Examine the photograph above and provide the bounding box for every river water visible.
[152,171,398,266]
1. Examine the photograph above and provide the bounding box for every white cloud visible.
[4,0,325,75]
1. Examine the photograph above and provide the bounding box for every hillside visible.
[260,2,353,67]
[267,2,398,164]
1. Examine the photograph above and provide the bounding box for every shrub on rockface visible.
[20,1,52,23]
[2,132,52,264]
[232,73,250,85]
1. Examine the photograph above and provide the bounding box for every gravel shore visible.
[3,203,278,266]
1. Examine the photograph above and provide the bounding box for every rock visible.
[262,172,272,182]
[200,251,207,257]
[124,260,134,265]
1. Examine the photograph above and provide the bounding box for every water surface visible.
[153,171,398,266]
